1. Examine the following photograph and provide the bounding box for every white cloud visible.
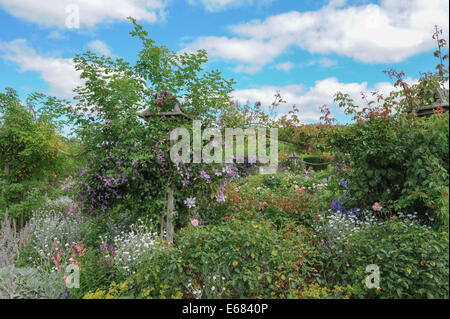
[274,61,294,72]
[316,58,338,68]
[0,39,82,98]
[234,64,262,74]
[0,0,169,28]
[181,35,290,73]
[187,0,275,12]
[185,36,287,65]
[47,31,66,40]
[183,0,449,71]
[231,77,416,122]
[87,40,113,57]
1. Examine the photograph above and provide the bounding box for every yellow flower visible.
[232,261,238,267]
[407,268,412,274]
[429,274,433,279]
[430,261,436,267]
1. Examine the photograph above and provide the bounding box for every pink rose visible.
[372,202,382,211]
[191,219,199,226]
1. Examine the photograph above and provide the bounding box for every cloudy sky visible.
[0,0,448,123]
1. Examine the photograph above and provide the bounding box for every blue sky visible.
[0,0,448,123]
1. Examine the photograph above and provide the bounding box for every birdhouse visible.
[412,88,449,117]
[139,101,192,121]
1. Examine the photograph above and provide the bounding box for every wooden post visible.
[4,163,9,227]
[139,101,188,245]
[166,188,175,244]
[160,214,166,241]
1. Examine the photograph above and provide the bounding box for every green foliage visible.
[124,219,321,298]
[0,88,71,225]
[330,96,449,228]
[0,265,67,299]
[300,283,354,299]
[323,220,449,299]
[64,19,237,227]
[69,248,115,299]
[328,31,449,229]
[302,155,330,171]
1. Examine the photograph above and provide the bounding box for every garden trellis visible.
[139,101,192,244]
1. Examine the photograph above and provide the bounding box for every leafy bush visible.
[323,220,449,298]
[82,281,133,299]
[326,30,449,229]
[134,219,320,298]
[217,180,320,229]
[0,88,69,226]
[68,248,116,299]
[0,265,67,299]
[300,283,353,299]
[302,155,330,171]
[329,105,449,229]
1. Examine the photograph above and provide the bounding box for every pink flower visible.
[372,202,382,211]
[191,219,199,226]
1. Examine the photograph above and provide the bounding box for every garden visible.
[0,20,448,299]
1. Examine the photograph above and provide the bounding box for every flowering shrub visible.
[30,209,86,255]
[62,19,243,235]
[213,178,320,228]
[323,220,449,298]
[115,218,322,299]
[326,30,449,229]
[329,93,449,229]
[82,281,131,299]
[113,219,162,275]
[315,211,382,251]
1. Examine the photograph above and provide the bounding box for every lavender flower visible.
[199,170,210,180]
[156,151,165,164]
[184,197,196,209]
[181,179,190,187]
[331,198,344,213]
[215,192,226,203]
